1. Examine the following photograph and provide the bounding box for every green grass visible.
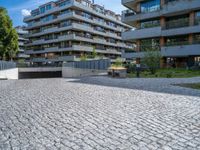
[177,83,200,90]
[128,68,200,78]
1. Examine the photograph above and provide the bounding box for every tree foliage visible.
[143,50,161,74]
[0,7,18,60]
[91,47,97,58]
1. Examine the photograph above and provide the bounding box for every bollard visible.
[136,64,141,78]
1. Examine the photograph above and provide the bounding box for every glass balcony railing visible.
[122,10,136,17]
[194,19,200,25]
[139,45,160,52]
[165,18,189,29]
[165,41,189,47]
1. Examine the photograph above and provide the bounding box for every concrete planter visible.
[108,67,127,78]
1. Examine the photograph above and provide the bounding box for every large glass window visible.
[46,4,52,11]
[58,0,70,7]
[193,34,200,44]
[140,19,160,29]
[60,20,72,27]
[195,11,200,25]
[41,15,54,22]
[40,6,45,14]
[141,0,160,13]
[140,38,160,51]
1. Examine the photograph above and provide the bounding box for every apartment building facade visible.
[15,26,29,60]
[24,0,134,65]
[122,0,200,68]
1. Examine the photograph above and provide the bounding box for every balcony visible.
[162,23,200,37]
[24,0,73,22]
[122,0,138,8]
[161,43,200,57]
[122,0,200,24]
[45,47,59,53]
[122,26,161,40]
[26,12,73,29]
[31,58,46,62]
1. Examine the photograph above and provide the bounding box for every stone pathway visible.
[0,77,200,150]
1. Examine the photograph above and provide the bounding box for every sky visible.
[0,0,126,27]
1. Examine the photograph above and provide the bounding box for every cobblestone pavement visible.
[0,77,200,150]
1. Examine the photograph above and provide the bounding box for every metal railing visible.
[63,59,111,70]
[0,61,16,71]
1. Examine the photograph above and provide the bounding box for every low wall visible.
[62,67,106,78]
[0,68,19,80]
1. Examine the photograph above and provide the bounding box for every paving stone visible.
[0,77,200,149]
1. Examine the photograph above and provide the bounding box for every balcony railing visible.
[165,41,190,47]
[122,10,136,17]
[138,45,160,52]
[165,18,189,29]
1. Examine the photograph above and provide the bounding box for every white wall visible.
[0,68,19,80]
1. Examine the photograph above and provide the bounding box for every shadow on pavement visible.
[67,76,200,97]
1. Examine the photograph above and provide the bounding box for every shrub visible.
[166,72,172,78]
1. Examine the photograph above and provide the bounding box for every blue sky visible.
[0,0,125,27]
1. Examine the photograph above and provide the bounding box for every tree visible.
[143,50,161,74]
[0,7,18,60]
[91,47,97,58]
[112,57,123,68]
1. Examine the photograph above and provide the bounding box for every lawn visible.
[128,68,200,78]
[177,83,200,90]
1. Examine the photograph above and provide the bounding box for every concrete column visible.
[160,16,165,29]
[136,40,141,52]
[136,3,140,12]
[160,37,165,47]
[160,0,165,7]
[189,11,195,26]
[136,21,141,29]
[189,34,193,44]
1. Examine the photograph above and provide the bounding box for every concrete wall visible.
[62,67,106,78]
[18,67,62,73]
[0,68,19,80]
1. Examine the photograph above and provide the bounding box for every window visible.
[40,6,45,14]
[94,26,105,32]
[195,11,200,25]
[165,36,188,46]
[141,0,160,13]
[60,20,71,27]
[140,19,160,28]
[60,9,70,15]
[165,15,189,29]
[40,7,45,14]
[31,10,39,16]
[193,34,200,44]
[46,4,52,11]
[41,15,54,22]
[59,0,70,7]
[140,38,160,51]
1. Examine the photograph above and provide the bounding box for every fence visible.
[0,61,16,71]
[63,59,111,70]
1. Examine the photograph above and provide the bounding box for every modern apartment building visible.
[122,0,200,68]
[15,26,29,60]
[24,0,134,65]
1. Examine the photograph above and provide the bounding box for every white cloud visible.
[21,9,31,17]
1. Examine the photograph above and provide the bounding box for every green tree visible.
[0,7,18,60]
[143,50,161,74]
[112,57,123,67]
[91,47,97,58]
